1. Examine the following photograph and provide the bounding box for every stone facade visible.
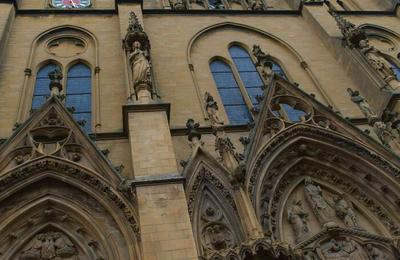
[0,0,400,259]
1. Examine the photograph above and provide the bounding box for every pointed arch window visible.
[66,63,92,132]
[32,63,59,111]
[210,60,252,125]
[229,46,264,106]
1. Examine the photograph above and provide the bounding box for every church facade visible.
[0,0,400,259]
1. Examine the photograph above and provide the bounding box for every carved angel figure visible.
[304,177,336,226]
[333,195,359,228]
[129,41,151,89]
[287,200,311,243]
[20,231,77,259]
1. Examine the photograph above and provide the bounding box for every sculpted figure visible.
[342,238,366,260]
[347,88,377,122]
[169,0,186,9]
[323,238,349,259]
[129,41,151,89]
[366,244,387,260]
[204,92,224,127]
[359,39,396,82]
[287,200,311,243]
[252,45,274,86]
[333,195,359,228]
[203,223,234,251]
[373,120,393,147]
[304,177,336,226]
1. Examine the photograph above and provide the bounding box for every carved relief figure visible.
[20,231,77,259]
[342,238,366,260]
[347,88,377,122]
[323,238,349,259]
[204,92,224,127]
[287,200,311,243]
[129,41,151,88]
[169,0,186,9]
[359,39,396,82]
[366,244,387,260]
[333,195,359,228]
[304,177,336,226]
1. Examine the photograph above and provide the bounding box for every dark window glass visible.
[390,62,400,80]
[32,64,59,111]
[282,104,306,122]
[66,63,92,132]
[210,60,251,125]
[229,46,264,106]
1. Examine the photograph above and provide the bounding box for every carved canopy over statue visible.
[123,12,153,101]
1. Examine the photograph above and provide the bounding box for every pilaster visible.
[124,104,199,260]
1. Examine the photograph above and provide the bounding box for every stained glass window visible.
[210,60,252,125]
[32,64,59,111]
[66,63,92,132]
[229,46,264,106]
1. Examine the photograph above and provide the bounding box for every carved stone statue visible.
[304,177,336,227]
[252,45,274,86]
[20,231,77,259]
[204,92,224,127]
[359,39,396,83]
[323,238,349,259]
[287,200,311,243]
[48,68,63,96]
[347,88,377,122]
[373,120,393,147]
[342,238,366,260]
[366,244,387,260]
[129,41,152,90]
[202,223,234,251]
[333,195,359,228]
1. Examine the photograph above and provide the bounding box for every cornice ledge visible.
[132,174,185,186]
[122,102,171,135]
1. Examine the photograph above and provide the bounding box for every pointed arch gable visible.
[0,157,140,259]
[246,124,400,245]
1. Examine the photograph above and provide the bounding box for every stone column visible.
[124,104,198,260]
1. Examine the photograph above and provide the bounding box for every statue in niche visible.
[20,231,77,259]
[304,177,336,227]
[359,39,396,82]
[333,195,360,229]
[204,92,224,127]
[347,88,377,122]
[129,41,152,89]
[252,45,274,86]
[287,200,311,243]
[365,244,387,260]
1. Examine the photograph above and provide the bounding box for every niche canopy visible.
[51,0,91,8]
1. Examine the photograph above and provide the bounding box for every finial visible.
[328,9,367,48]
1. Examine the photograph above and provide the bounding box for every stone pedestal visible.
[124,104,199,259]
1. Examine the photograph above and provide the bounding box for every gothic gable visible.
[0,97,121,184]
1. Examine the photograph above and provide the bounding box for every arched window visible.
[66,63,92,132]
[32,63,59,111]
[229,46,264,106]
[210,60,252,125]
